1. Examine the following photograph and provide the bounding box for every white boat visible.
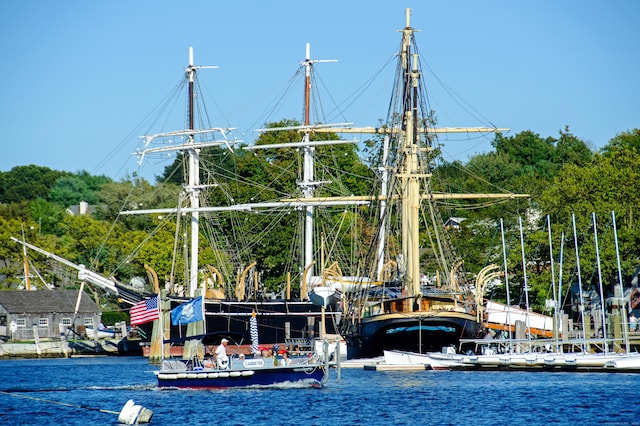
[603,353,640,371]
[85,326,118,340]
[383,349,431,366]
[385,345,640,372]
[384,348,474,370]
[155,332,327,389]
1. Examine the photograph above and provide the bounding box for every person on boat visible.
[215,338,229,369]
[281,351,292,366]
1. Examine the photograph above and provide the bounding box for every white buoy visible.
[118,399,153,424]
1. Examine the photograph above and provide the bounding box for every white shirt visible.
[215,343,229,369]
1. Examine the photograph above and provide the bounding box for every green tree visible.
[48,170,112,206]
[554,127,593,167]
[0,165,70,203]
[29,199,67,234]
[540,145,640,300]
[600,129,640,156]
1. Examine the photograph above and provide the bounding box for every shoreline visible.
[0,337,143,359]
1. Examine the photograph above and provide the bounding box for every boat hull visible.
[155,359,326,389]
[344,311,481,359]
[388,350,640,372]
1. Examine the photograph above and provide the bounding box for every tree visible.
[600,129,640,156]
[95,177,180,229]
[0,165,70,203]
[48,170,112,206]
[29,199,67,234]
[554,127,593,167]
[492,131,555,175]
[540,145,640,301]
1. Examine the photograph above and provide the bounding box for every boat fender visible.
[118,399,153,424]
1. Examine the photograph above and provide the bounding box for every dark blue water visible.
[0,356,636,425]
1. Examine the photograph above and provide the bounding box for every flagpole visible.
[158,293,165,363]
[202,295,207,335]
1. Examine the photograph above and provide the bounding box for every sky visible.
[1,1,638,182]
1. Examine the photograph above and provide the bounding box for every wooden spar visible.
[279,192,529,203]
[21,226,31,291]
[311,126,510,135]
[304,44,310,126]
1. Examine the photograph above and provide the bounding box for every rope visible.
[0,390,120,415]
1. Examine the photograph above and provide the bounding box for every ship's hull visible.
[344,310,481,359]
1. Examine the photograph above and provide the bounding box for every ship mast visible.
[123,48,236,299]
[251,44,342,290]
[185,48,221,297]
[399,8,422,309]
[300,43,337,280]
[312,9,517,296]
[186,47,201,298]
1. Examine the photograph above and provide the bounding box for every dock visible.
[0,337,142,359]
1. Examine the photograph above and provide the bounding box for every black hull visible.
[344,312,481,359]
[169,299,341,345]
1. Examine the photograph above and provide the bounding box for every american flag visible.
[130,295,160,326]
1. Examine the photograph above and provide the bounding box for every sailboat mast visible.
[304,44,311,127]
[592,212,608,352]
[571,213,587,352]
[375,134,390,280]
[187,47,201,298]
[500,218,513,350]
[299,44,337,282]
[612,210,630,352]
[302,43,315,278]
[547,215,560,352]
[518,216,531,342]
[21,225,31,291]
[399,9,422,305]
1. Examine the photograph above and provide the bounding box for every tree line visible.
[1,126,639,318]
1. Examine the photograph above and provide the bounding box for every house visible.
[0,290,101,341]
[444,217,466,230]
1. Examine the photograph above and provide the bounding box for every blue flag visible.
[171,296,204,325]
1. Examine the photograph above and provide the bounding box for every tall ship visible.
[13,45,356,352]
[13,9,523,360]
[117,44,365,352]
[331,9,522,359]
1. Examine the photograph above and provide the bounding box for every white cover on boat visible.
[485,300,554,332]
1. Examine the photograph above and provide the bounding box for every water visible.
[0,356,637,425]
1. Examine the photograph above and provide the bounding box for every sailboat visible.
[383,212,640,372]
[333,9,524,360]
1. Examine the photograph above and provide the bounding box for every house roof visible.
[0,290,100,314]
[445,217,466,223]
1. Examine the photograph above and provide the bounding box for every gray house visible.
[0,290,101,341]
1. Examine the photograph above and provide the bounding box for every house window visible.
[16,318,27,327]
[39,318,49,328]
[0,315,6,327]
[61,318,72,326]
[84,317,94,326]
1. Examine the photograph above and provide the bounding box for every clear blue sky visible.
[1,1,638,181]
